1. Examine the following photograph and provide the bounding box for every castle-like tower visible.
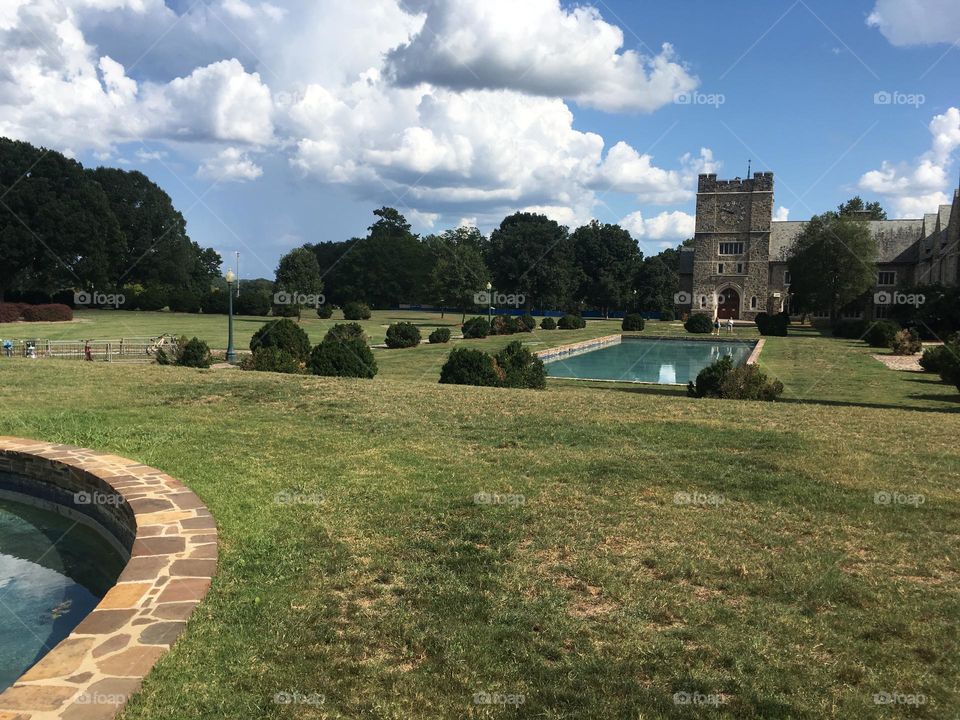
[690,172,774,321]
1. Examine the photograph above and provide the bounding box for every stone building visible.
[677,171,960,321]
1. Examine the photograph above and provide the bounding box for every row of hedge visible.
[0,303,74,323]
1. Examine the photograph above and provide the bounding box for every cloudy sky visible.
[1,0,959,278]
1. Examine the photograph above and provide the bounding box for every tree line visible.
[0,138,221,303]
[285,207,683,317]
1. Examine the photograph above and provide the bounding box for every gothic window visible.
[717,263,725,274]
[699,295,707,309]
[877,271,896,286]
[719,242,744,255]
[750,296,758,310]
[736,263,745,274]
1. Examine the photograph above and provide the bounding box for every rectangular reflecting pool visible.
[544,337,756,385]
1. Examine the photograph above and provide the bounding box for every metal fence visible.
[0,336,173,363]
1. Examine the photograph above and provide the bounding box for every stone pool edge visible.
[0,437,217,720]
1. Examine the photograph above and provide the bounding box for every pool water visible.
[0,496,125,691]
[545,338,755,385]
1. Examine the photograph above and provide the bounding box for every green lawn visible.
[0,326,957,719]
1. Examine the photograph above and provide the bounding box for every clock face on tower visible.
[719,198,746,227]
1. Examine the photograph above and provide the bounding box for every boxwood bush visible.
[342,301,372,320]
[494,341,546,389]
[462,317,490,339]
[316,304,333,319]
[309,338,378,378]
[490,315,520,335]
[324,323,367,343]
[919,345,949,373]
[517,314,537,333]
[938,342,960,390]
[250,318,311,362]
[890,328,922,355]
[250,347,301,374]
[755,311,789,336]
[385,322,422,348]
[428,328,451,344]
[439,348,503,387]
[688,356,782,400]
[177,337,212,368]
[684,314,713,334]
[622,313,645,331]
[540,317,557,330]
[832,320,868,339]
[557,314,586,329]
[865,320,900,348]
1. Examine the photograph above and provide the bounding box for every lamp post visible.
[485,281,493,323]
[225,270,237,363]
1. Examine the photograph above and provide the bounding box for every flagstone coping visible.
[0,438,217,720]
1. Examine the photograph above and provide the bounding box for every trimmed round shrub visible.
[661,310,675,322]
[516,314,537,333]
[250,347,301,374]
[177,337,212,368]
[429,328,451,344]
[200,291,228,315]
[890,328,922,355]
[235,290,272,317]
[622,313,645,331]
[832,320,867,339]
[439,348,503,387]
[919,345,949,373]
[540,317,556,330]
[495,341,546,389]
[385,322,422,348]
[937,341,960,389]
[168,288,201,314]
[317,304,333,319]
[343,301,372,320]
[309,338,377,378]
[462,317,490,339]
[21,304,73,322]
[324,323,367,343]
[557,314,586,330]
[250,318,311,362]
[865,320,900,348]
[490,315,520,335]
[689,356,782,400]
[684,314,713,334]
[755,311,788,336]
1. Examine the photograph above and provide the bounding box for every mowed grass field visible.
[1,314,958,718]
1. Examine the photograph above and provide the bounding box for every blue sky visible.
[2,0,958,280]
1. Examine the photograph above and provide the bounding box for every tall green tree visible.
[634,247,681,313]
[487,213,579,311]
[427,227,490,320]
[837,196,887,220]
[275,247,324,320]
[572,220,640,316]
[0,138,125,297]
[787,213,877,319]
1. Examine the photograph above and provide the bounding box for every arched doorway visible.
[716,287,740,320]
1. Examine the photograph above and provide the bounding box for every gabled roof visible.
[769,220,922,263]
[939,204,953,233]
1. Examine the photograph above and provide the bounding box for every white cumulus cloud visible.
[867,0,960,45]
[197,147,263,182]
[619,210,695,241]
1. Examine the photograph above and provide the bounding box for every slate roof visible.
[768,220,922,263]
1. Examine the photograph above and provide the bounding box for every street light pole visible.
[225,270,237,363]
